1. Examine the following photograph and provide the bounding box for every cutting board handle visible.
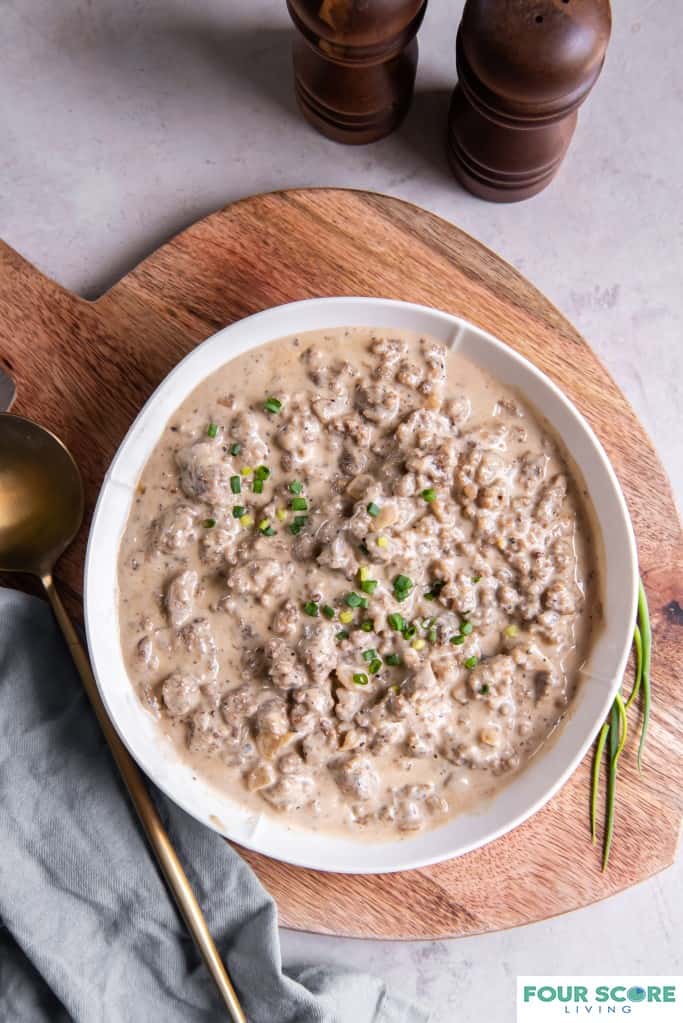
[0,239,82,324]
[0,240,86,408]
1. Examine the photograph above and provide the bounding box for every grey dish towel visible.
[0,589,427,1023]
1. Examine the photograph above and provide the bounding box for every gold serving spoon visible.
[0,413,247,1023]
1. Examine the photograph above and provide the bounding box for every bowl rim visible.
[84,296,638,874]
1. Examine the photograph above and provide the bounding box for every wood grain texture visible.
[1,188,681,939]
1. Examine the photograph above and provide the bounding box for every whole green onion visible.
[636,580,651,771]
[591,576,652,870]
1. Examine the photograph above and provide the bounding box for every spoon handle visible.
[42,574,248,1023]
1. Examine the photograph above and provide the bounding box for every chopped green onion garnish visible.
[230,442,241,456]
[353,673,369,686]
[394,574,413,592]
[472,574,482,583]
[336,629,349,641]
[289,480,303,494]
[291,496,308,512]
[450,635,465,646]
[421,488,437,503]
[232,505,245,518]
[428,627,437,643]
[303,601,319,617]
[464,656,478,669]
[360,579,378,594]
[289,523,302,535]
[263,397,282,414]
[346,592,363,608]
[360,620,374,632]
[207,423,218,438]
[388,613,405,631]
[294,515,308,527]
[203,518,216,528]
[230,475,241,494]
[402,624,417,641]
[262,526,276,536]
[322,605,335,620]
[424,580,445,601]
[255,466,270,481]
[359,597,369,609]
[369,658,382,675]
[479,684,490,695]
[339,610,354,624]
[362,649,378,662]
[384,653,401,667]
[460,621,474,636]
[367,502,380,518]
[253,479,264,494]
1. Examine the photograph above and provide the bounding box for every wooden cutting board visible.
[1,188,681,939]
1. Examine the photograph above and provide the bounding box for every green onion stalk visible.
[591,578,651,870]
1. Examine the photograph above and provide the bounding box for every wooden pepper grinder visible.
[447,0,612,201]
[287,0,428,144]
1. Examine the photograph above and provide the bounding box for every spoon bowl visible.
[0,414,83,575]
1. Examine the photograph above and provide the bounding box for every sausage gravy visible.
[118,328,600,838]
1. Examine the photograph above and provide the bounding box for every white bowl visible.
[85,297,638,874]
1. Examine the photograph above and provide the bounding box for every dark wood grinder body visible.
[448,0,612,201]
[287,0,427,144]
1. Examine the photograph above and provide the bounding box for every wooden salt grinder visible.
[287,0,428,144]
[447,0,612,202]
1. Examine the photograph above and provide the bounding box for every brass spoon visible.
[0,413,246,1023]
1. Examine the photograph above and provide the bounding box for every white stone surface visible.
[1,1,681,1019]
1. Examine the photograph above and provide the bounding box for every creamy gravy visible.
[118,327,600,839]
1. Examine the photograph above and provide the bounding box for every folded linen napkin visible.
[0,589,427,1023]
